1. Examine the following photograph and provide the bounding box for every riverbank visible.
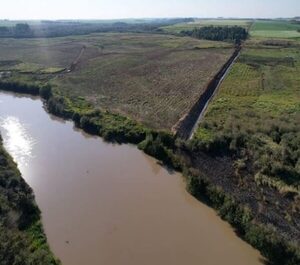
[0,82,299,264]
[0,134,59,264]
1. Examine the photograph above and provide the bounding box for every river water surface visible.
[0,92,264,265]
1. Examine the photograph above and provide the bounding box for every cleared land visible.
[0,33,234,130]
[161,19,252,34]
[0,37,83,72]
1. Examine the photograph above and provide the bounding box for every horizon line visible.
[0,16,298,21]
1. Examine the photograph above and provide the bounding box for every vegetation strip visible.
[0,19,194,38]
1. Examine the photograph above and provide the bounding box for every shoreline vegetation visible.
[0,134,59,265]
[0,80,299,265]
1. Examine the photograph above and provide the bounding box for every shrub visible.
[39,85,52,100]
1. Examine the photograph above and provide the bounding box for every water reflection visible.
[0,116,35,168]
[0,92,263,265]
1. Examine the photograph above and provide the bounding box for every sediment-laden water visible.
[0,92,263,265]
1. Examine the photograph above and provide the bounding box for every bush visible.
[185,172,300,265]
[0,81,40,95]
[39,85,52,100]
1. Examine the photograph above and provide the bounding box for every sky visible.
[1,0,299,20]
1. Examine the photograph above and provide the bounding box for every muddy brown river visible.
[0,92,264,265]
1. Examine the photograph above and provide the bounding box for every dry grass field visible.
[0,33,234,130]
[48,33,234,129]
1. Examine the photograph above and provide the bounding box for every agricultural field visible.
[0,37,84,72]
[250,20,300,39]
[0,33,234,130]
[201,47,300,120]
[161,19,252,34]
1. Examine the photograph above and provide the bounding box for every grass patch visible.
[40,67,65,74]
[251,20,300,39]
[161,19,252,34]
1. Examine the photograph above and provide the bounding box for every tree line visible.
[0,23,32,37]
[0,18,194,38]
[181,26,248,43]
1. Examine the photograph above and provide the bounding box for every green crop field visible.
[0,33,233,130]
[161,19,252,33]
[250,20,300,39]
[196,47,300,127]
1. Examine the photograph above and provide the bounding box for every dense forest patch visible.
[181,26,248,43]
